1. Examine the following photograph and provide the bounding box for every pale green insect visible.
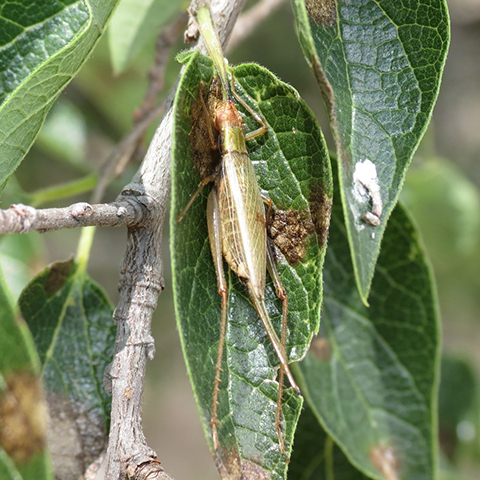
[178,6,300,455]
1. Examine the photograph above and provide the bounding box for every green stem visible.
[325,435,334,480]
[30,174,98,207]
[76,226,96,272]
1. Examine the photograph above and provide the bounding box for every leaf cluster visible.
[0,1,469,480]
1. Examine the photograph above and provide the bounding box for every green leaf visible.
[0,266,53,479]
[0,233,46,304]
[19,259,115,477]
[403,156,480,259]
[35,99,88,168]
[291,0,450,301]
[0,0,120,189]
[289,401,369,479]
[108,0,184,74]
[297,157,440,479]
[171,52,332,479]
[439,469,473,480]
[438,355,477,457]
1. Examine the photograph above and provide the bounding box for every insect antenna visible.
[195,6,230,101]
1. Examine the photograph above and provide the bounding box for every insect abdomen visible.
[217,151,266,298]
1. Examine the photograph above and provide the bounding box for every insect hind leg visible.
[266,239,290,456]
[207,188,228,452]
[264,195,300,456]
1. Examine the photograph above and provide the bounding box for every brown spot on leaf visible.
[268,208,315,265]
[189,78,222,181]
[215,443,243,480]
[45,259,74,295]
[309,184,332,245]
[305,0,337,27]
[241,460,271,479]
[370,444,400,480]
[0,371,47,463]
[309,335,331,362]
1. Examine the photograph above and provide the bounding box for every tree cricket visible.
[177,6,301,454]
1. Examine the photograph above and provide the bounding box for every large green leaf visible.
[171,52,332,479]
[108,0,184,74]
[292,0,450,301]
[296,158,440,479]
[289,401,369,479]
[0,0,120,188]
[0,267,53,479]
[18,259,115,477]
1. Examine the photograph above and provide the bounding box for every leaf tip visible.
[176,50,195,65]
[44,259,75,295]
[352,262,372,307]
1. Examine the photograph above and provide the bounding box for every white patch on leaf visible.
[353,159,382,227]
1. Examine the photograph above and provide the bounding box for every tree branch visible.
[0,2,250,478]
[103,1,248,479]
[0,201,150,234]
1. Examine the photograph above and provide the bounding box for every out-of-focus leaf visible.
[0,233,46,304]
[439,469,473,480]
[292,0,450,302]
[0,266,53,479]
[402,156,480,329]
[296,157,440,479]
[35,100,88,167]
[0,0,120,189]
[289,401,369,479]
[403,157,480,259]
[171,52,332,479]
[19,259,115,478]
[438,355,477,460]
[439,355,477,430]
[108,0,184,74]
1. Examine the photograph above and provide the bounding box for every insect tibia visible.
[247,287,300,395]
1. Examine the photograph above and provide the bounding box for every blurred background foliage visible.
[1,0,479,479]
